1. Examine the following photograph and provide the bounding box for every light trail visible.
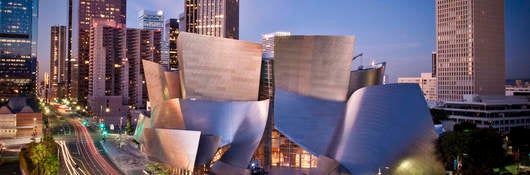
[58,140,88,175]
[66,117,121,175]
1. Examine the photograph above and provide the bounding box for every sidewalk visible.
[100,135,152,175]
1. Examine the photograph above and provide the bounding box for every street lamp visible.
[120,117,123,135]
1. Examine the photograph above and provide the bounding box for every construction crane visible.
[352,53,364,70]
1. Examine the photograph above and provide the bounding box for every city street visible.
[52,105,122,175]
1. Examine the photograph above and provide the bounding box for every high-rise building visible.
[70,0,126,106]
[184,0,239,39]
[165,19,179,71]
[0,0,39,101]
[431,52,437,78]
[435,0,505,101]
[50,25,67,100]
[138,10,164,30]
[261,32,291,58]
[87,20,127,124]
[125,28,162,109]
[398,72,438,101]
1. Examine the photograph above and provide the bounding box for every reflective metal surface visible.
[325,84,444,174]
[274,89,345,155]
[164,71,182,98]
[195,135,221,166]
[141,45,268,173]
[149,99,185,130]
[180,99,270,168]
[274,35,355,101]
[177,32,262,101]
[347,62,386,96]
[142,60,170,107]
[142,128,201,171]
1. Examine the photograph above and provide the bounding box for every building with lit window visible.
[87,20,127,125]
[184,0,239,39]
[165,19,179,71]
[398,72,438,101]
[138,10,164,30]
[70,0,126,106]
[0,0,39,101]
[0,97,42,140]
[125,28,162,109]
[436,0,505,101]
[50,25,67,100]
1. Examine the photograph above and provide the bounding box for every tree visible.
[126,119,132,134]
[30,144,49,174]
[145,163,171,175]
[436,128,506,174]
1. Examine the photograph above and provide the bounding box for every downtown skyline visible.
[37,0,530,82]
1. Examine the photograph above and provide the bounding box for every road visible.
[51,106,122,175]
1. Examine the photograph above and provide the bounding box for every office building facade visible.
[50,25,68,100]
[0,0,39,100]
[138,10,164,30]
[87,20,127,124]
[184,0,239,39]
[436,95,530,134]
[435,0,505,101]
[398,72,438,101]
[261,32,290,58]
[70,0,126,105]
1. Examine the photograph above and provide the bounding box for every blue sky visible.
[38,0,530,82]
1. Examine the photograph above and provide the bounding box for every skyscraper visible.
[184,0,239,39]
[261,32,291,58]
[138,10,164,30]
[70,0,126,105]
[436,0,505,101]
[165,19,179,71]
[0,0,39,101]
[125,28,162,109]
[88,20,127,124]
[50,25,67,100]
[432,51,437,77]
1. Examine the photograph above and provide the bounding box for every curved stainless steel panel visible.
[142,60,170,108]
[164,71,182,99]
[347,63,386,96]
[180,99,269,169]
[177,32,262,101]
[274,88,345,155]
[274,35,355,101]
[149,98,185,129]
[142,128,201,171]
[326,84,444,174]
[195,135,221,166]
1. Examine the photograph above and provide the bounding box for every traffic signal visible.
[82,120,88,126]
[102,130,108,136]
[99,122,105,128]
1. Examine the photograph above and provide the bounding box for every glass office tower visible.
[0,0,39,101]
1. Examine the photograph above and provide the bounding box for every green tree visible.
[436,128,506,174]
[145,163,171,175]
[126,118,132,134]
[30,144,49,175]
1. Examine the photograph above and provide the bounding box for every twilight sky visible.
[38,0,530,82]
